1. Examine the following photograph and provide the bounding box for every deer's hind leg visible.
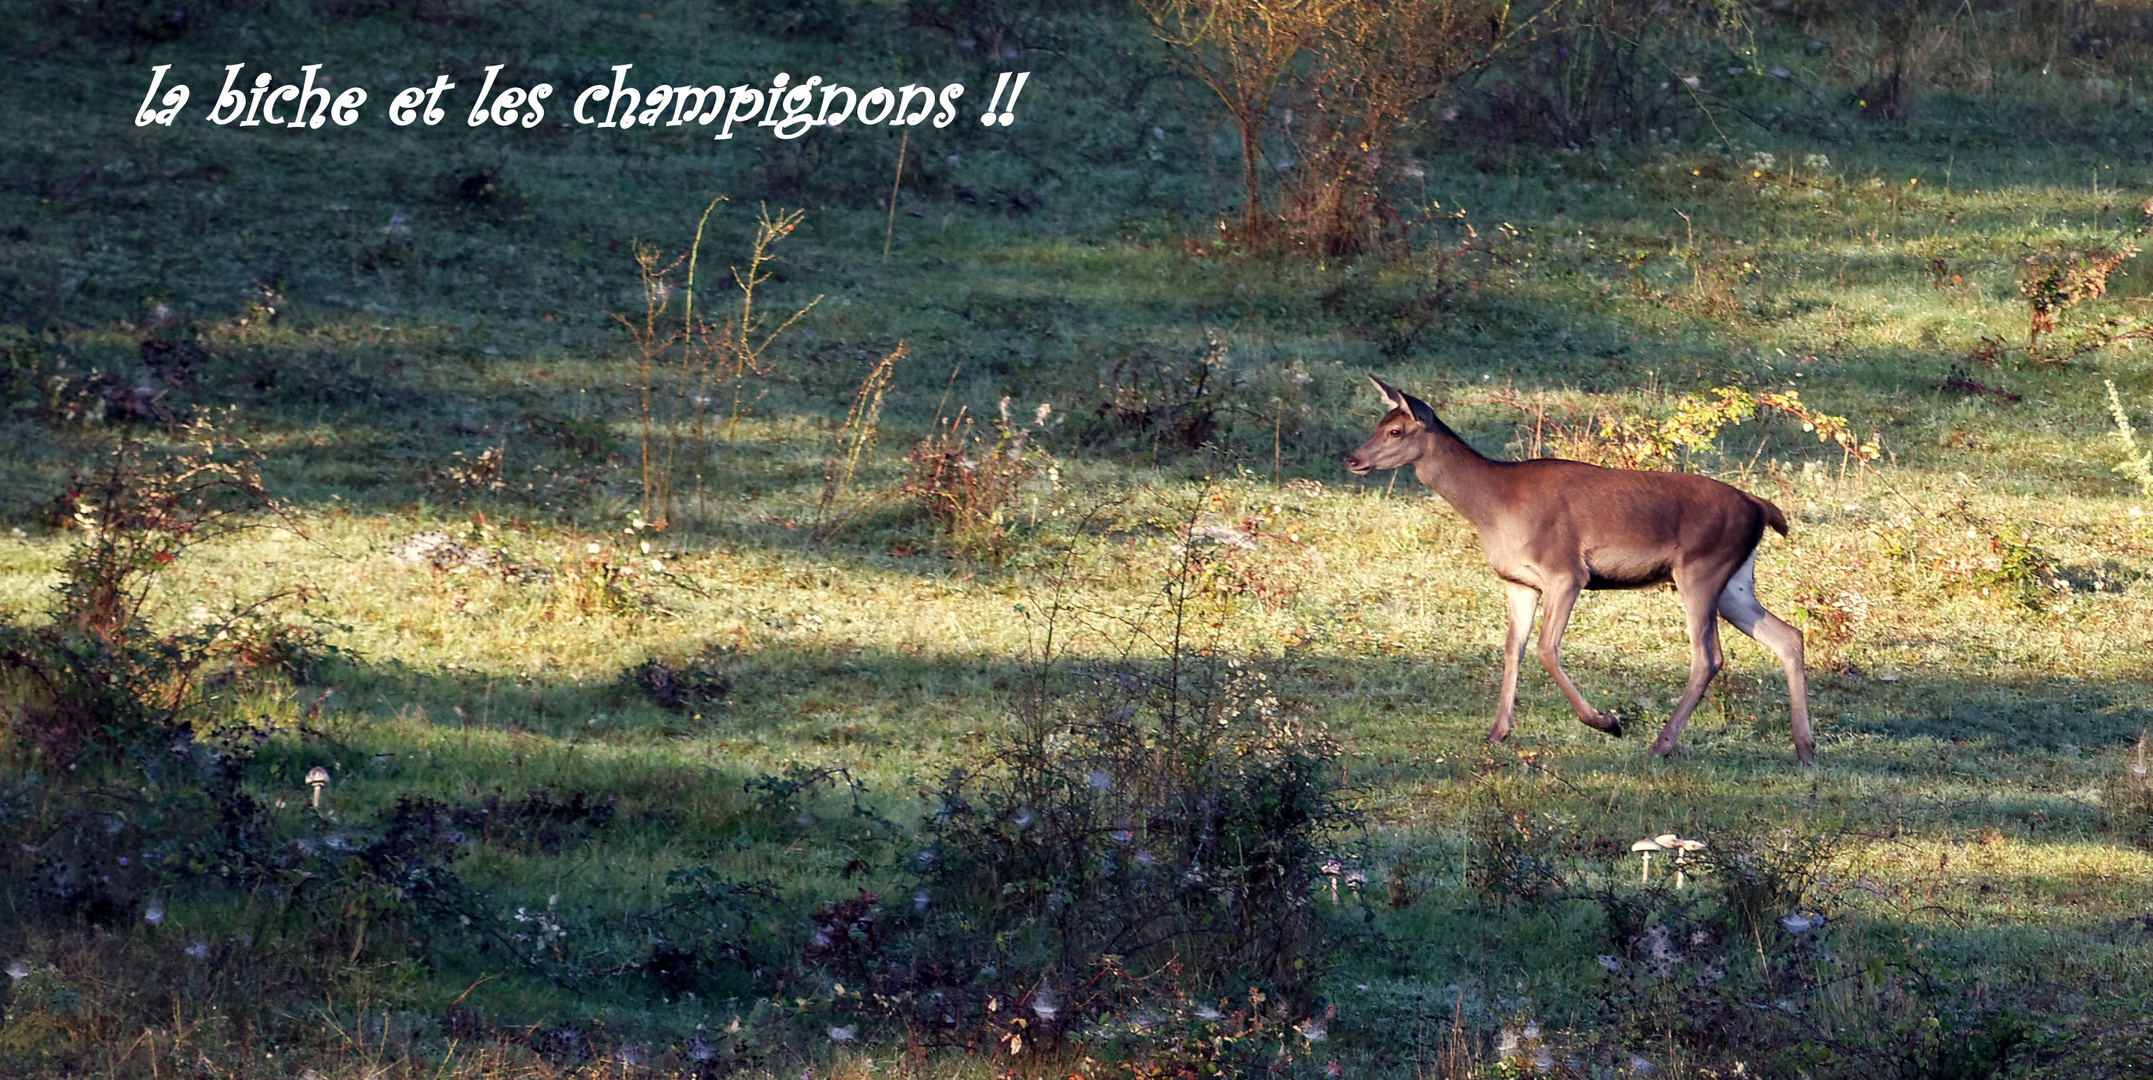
[1715,552,1814,764]
[1648,565,1734,759]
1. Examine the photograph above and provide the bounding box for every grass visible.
[5,0,2153,1076]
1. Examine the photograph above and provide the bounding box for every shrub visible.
[1470,383,1880,472]
[1142,0,1517,256]
[623,644,736,715]
[2021,244,2133,346]
[1463,795,1582,909]
[1465,0,1749,148]
[1084,329,1228,455]
[902,396,1054,561]
[0,421,298,766]
[908,540,1352,1036]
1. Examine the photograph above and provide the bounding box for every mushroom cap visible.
[1630,838,1665,853]
[305,766,331,786]
[1673,839,1706,852]
[1654,833,1682,848]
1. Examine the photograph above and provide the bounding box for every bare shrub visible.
[1463,0,1744,148]
[1273,0,1511,257]
[1317,216,1493,358]
[902,396,1054,561]
[1142,0,1529,257]
[1139,0,1352,239]
[1086,329,1228,455]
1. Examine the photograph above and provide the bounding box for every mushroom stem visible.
[1640,851,1652,883]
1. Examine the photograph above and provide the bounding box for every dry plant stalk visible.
[2108,379,2153,497]
[615,239,689,525]
[816,341,906,535]
[609,200,821,527]
[725,205,824,439]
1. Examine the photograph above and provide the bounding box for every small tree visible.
[1140,0,1352,240]
[1278,0,1514,256]
[1145,0,1536,255]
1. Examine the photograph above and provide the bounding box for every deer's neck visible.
[1410,418,1503,525]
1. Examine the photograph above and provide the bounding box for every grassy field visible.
[4,0,2153,1077]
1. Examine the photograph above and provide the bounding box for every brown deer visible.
[1343,377,1813,763]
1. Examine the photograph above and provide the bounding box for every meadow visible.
[3,0,2153,1076]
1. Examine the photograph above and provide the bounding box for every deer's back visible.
[1469,458,1771,589]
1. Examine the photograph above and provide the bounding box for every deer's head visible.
[1343,376,1440,475]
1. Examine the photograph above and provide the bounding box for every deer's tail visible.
[1752,495,1790,537]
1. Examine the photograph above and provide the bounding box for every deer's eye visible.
[1386,428,1402,438]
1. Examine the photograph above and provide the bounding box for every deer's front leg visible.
[1488,582,1539,745]
[1534,576,1624,737]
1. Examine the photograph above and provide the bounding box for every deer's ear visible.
[1369,376,1408,413]
[1399,391,1439,430]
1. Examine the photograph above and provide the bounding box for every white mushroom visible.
[1630,837,1665,882]
[1668,838,1706,889]
[305,765,330,808]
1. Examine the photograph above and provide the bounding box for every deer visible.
[1343,377,1814,763]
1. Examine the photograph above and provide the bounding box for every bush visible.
[902,396,1054,561]
[1460,0,1748,149]
[1,421,298,766]
[918,654,1344,986]
[907,540,1352,1041]
[623,644,736,715]
[1084,330,1228,455]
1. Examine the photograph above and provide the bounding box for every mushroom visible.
[1668,838,1706,889]
[305,765,330,808]
[1630,837,1665,882]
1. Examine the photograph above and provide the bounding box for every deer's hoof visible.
[1582,711,1623,738]
[1795,742,1816,766]
[1647,736,1680,758]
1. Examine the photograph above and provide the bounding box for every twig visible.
[883,130,908,262]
